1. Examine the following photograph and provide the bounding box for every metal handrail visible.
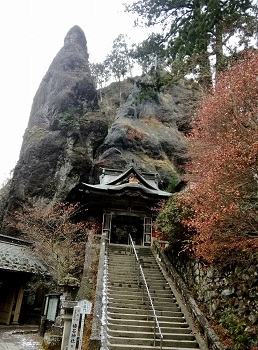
[128,235,163,350]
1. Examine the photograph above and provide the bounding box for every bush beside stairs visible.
[105,243,206,350]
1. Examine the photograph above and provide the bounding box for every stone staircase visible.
[105,243,204,350]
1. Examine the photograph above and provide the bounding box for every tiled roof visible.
[0,237,48,275]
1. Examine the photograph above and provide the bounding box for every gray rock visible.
[2,27,199,234]
[221,288,235,296]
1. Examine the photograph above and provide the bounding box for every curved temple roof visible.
[80,166,171,198]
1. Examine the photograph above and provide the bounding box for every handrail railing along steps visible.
[104,237,203,349]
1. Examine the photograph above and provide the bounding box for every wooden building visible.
[68,164,171,245]
[0,235,48,325]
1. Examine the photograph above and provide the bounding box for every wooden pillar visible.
[12,285,24,324]
[0,285,15,325]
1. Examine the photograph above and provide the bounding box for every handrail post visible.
[154,319,156,346]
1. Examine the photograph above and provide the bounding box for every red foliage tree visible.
[181,50,258,263]
[13,202,96,285]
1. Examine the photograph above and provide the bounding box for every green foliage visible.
[126,0,258,86]
[57,107,80,134]
[155,195,193,247]
[104,34,133,105]
[135,70,170,102]
[90,62,110,89]
[105,34,133,82]
[166,175,181,193]
[130,33,165,74]
[220,308,253,350]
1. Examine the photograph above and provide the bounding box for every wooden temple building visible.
[0,234,48,325]
[68,163,172,246]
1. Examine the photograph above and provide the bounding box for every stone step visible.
[108,335,199,348]
[108,270,165,277]
[107,312,186,323]
[108,267,162,274]
[108,257,156,263]
[107,294,177,305]
[108,275,167,282]
[108,323,193,334]
[108,281,171,290]
[108,287,173,297]
[108,293,177,302]
[108,344,199,350]
[108,256,135,260]
[108,317,190,328]
[152,300,180,309]
[108,296,178,305]
[108,301,181,313]
[105,245,201,350]
[108,306,183,317]
[108,262,135,266]
[107,329,196,341]
[107,257,134,260]
[142,270,163,275]
[108,278,140,284]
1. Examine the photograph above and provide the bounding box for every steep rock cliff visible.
[2,26,199,233]
[7,25,101,208]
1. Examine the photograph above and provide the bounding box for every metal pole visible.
[153,319,156,346]
[160,336,163,350]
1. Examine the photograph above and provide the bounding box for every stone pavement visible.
[0,326,42,350]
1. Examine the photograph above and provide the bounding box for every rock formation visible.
[2,25,199,233]
[7,25,100,207]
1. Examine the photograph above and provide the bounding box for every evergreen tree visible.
[126,0,258,86]
[130,33,165,74]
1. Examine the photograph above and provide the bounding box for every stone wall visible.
[164,248,258,347]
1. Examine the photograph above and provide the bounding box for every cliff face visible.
[3,26,199,229]
[94,81,198,185]
[8,25,101,207]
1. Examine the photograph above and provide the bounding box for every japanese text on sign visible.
[68,306,81,350]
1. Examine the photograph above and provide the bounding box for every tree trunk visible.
[215,23,224,74]
[198,49,212,89]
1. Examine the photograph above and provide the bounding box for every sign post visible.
[78,299,92,350]
[67,306,81,350]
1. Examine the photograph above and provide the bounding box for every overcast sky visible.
[0,0,152,186]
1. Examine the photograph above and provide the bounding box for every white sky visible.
[0,0,151,186]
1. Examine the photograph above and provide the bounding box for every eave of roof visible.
[80,181,171,198]
[0,241,48,275]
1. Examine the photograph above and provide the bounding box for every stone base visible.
[89,338,101,350]
[42,332,62,350]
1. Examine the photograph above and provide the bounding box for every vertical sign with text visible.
[68,305,81,350]
[78,299,92,350]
